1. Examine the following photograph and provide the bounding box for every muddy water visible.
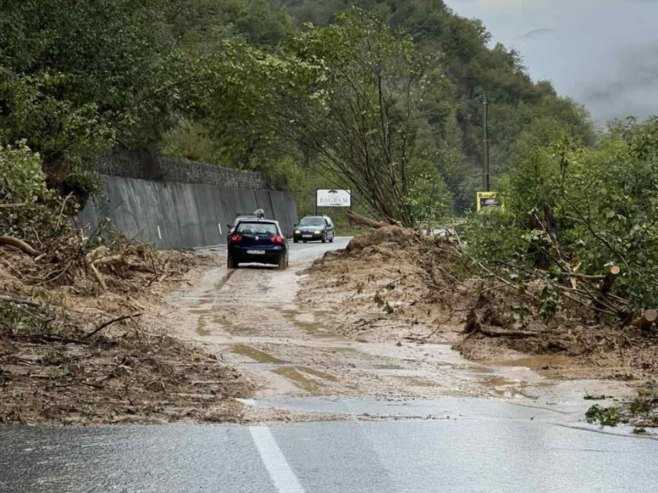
[162,240,634,420]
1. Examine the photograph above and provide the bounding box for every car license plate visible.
[247,250,265,255]
[302,234,313,238]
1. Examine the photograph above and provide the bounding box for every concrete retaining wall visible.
[93,150,269,190]
[77,174,298,249]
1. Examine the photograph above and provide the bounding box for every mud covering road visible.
[161,237,634,421]
[2,239,658,492]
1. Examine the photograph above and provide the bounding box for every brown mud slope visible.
[302,227,658,382]
[299,226,469,345]
[0,241,251,425]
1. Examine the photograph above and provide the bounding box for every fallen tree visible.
[346,210,402,229]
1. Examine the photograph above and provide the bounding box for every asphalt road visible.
[1,413,657,493]
[2,239,658,493]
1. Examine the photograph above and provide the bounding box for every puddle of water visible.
[301,367,338,382]
[399,377,440,388]
[212,315,234,329]
[273,367,320,393]
[482,376,516,387]
[196,316,211,336]
[231,345,286,364]
[272,366,339,392]
[189,308,213,315]
[281,308,345,340]
[494,355,573,369]
[331,347,360,354]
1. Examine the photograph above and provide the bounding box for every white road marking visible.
[249,426,305,493]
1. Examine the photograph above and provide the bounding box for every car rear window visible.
[235,215,256,222]
[300,217,324,226]
[236,222,278,235]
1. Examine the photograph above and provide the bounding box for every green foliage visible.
[538,283,562,320]
[283,9,455,225]
[461,209,527,272]
[1,0,593,225]
[403,168,453,226]
[585,404,621,427]
[465,117,658,311]
[279,0,594,212]
[0,141,50,203]
[0,0,292,198]
[0,142,70,243]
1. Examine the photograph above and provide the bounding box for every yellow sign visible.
[476,192,501,213]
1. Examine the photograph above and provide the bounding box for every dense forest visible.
[0,0,593,219]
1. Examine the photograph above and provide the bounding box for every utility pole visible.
[482,93,490,192]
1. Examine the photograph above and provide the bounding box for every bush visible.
[0,141,69,244]
[464,117,658,312]
[0,141,51,204]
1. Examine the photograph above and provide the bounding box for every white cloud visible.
[446,0,658,123]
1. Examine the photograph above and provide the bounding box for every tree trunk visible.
[632,309,658,330]
[346,210,400,229]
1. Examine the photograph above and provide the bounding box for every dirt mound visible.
[300,228,467,344]
[303,227,658,381]
[345,225,419,253]
[0,226,252,425]
[0,315,250,425]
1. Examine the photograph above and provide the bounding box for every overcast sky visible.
[445,0,658,125]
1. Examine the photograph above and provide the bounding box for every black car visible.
[227,219,288,270]
[293,215,335,243]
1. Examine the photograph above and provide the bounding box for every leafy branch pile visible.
[1,144,193,295]
[463,117,658,328]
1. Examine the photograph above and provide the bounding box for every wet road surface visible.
[1,410,657,493]
[2,238,658,492]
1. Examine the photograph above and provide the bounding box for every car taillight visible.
[229,234,242,244]
[272,235,284,245]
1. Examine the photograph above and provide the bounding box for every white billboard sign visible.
[316,189,352,207]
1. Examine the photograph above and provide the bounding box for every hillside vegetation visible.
[1,0,591,219]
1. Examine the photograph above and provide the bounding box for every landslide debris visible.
[301,227,658,382]
[300,226,468,344]
[1,218,251,425]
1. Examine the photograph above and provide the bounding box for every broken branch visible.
[0,295,40,307]
[83,313,143,340]
[0,235,39,256]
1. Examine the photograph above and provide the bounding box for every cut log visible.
[93,255,124,267]
[0,235,39,256]
[346,210,389,229]
[594,265,621,320]
[85,246,111,263]
[599,265,621,295]
[632,309,658,330]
